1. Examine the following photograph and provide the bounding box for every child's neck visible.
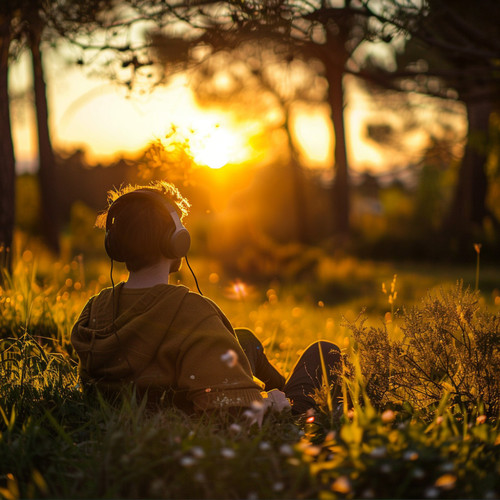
[124,259,172,289]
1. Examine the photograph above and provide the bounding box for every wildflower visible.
[279,444,294,457]
[180,456,196,467]
[476,415,487,424]
[221,349,238,368]
[435,474,457,490]
[439,462,454,472]
[229,423,242,436]
[381,409,395,423]
[403,450,419,461]
[303,445,322,457]
[436,416,444,425]
[323,431,336,444]
[220,447,236,459]
[191,446,205,459]
[332,476,351,494]
[369,446,386,458]
[259,441,271,452]
[273,482,285,492]
[424,487,439,498]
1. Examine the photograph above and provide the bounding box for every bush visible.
[347,282,500,417]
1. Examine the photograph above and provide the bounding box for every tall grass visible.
[0,254,499,499]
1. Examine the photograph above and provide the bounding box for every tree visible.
[0,5,16,273]
[361,0,500,245]
[152,39,328,243]
[0,0,121,267]
[134,0,375,237]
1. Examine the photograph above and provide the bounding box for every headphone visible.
[104,188,191,262]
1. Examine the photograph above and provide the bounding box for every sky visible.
[9,44,463,175]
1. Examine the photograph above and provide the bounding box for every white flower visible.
[229,423,242,435]
[220,447,236,459]
[259,441,271,451]
[221,349,238,368]
[180,456,196,467]
[273,482,285,492]
[279,444,294,456]
[191,446,205,459]
[439,462,454,472]
[369,446,386,458]
[424,487,439,498]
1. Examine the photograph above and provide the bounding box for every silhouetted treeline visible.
[15,149,500,271]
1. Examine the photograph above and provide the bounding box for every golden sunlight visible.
[292,106,333,167]
[186,120,253,169]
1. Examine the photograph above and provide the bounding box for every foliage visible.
[1,256,499,499]
[348,282,500,417]
[306,402,500,500]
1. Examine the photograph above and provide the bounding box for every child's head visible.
[96,181,190,272]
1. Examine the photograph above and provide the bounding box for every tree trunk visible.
[0,18,16,275]
[29,22,60,254]
[442,96,491,246]
[326,61,350,237]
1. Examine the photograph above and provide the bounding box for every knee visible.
[235,328,263,350]
[300,340,341,367]
[305,340,340,356]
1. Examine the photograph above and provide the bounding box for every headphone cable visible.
[185,254,203,295]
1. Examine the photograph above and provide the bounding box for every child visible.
[71,181,341,417]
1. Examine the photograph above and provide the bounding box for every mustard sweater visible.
[71,283,263,412]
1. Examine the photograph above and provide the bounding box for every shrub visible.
[347,282,500,417]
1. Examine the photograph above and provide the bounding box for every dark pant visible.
[235,328,341,415]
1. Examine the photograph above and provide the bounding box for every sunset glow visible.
[10,53,443,174]
[182,120,254,169]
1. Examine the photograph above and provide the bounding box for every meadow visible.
[0,247,499,499]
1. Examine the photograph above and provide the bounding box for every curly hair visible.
[96,181,191,271]
[95,180,190,229]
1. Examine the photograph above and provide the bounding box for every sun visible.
[189,125,232,169]
[188,121,249,169]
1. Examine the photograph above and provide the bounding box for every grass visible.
[1,251,499,499]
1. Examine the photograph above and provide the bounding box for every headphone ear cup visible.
[105,228,126,262]
[160,227,191,259]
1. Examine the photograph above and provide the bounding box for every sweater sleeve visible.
[174,314,264,411]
